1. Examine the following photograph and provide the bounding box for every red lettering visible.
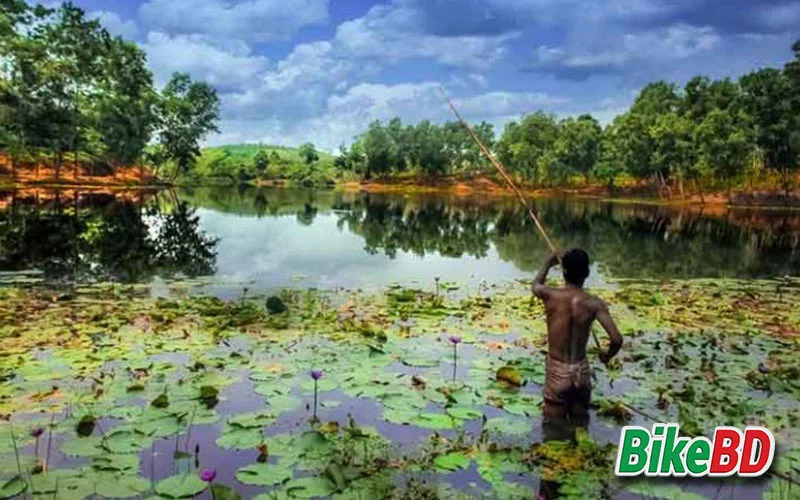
[709,428,742,476]
[739,427,775,476]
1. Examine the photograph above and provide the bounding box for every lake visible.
[0,187,797,500]
[1,186,799,293]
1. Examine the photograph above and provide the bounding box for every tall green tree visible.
[156,73,220,181]
[549,115,602,184]
[695,108,752,195]
[298,143,319,165]
[496,112,558,185]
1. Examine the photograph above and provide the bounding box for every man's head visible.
[562,248,590,286]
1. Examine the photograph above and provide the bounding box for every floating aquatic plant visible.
[449,335,462,382]
[200,468,217,499]
[311,369,323,421]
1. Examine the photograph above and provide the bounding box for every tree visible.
[549,115,602,184]
[407,121,448,175]
[156,73,219,181]
[649,112,696,194]
[682,76,740,121]
[362,121,395,178]
[496,112,558,185]
[782,39,800,181]
[695,108,752,197]
[253,150,269,177]
[739,69,793,171]
[298,143,319,165]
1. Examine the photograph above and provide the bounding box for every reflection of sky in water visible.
[197,208,607,293]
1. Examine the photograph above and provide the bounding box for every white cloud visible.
[89,11,138,39]
[212,82,569,150]
[138,0,329,42]
[143,32,269,91]
[333,6,518,70]
[529,23,721,79]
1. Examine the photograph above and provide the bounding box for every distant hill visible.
[201,144,333,165]
[192,143,336,185]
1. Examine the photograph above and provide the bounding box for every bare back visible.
[532,252,623,366]
[542,286,603,362]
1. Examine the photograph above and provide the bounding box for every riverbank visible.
[4,167,800,208]
[339,174,800,208]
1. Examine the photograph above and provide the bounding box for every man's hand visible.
[598,351,611,366]
[532,251,561,300]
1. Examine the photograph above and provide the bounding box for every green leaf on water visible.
[433,452,471,472]
[102,429,153,454]
[216,426,263,450]
[266,395,302,413]
[61,436,104,457]
[211,484,243,500]
[0,476,26,499]
[446,406,483,420]
[401,357,440,368]
[284,476,335,498]
[91,454,139,473]
[484,417,530,436]
[151,392,169,409]
[235,463,292,486]
[625,480,707,500]
[408,413,458,430]
[94,473,152,498]
[228,411,275,428]
[155,474,207,498]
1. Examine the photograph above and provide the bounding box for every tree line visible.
[337,39,800,196]
[0,1,220,181]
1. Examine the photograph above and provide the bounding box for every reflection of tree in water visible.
[493,199,800,278]
[335,195,493,259]
[175,186,800,279]
[0,191,217,283]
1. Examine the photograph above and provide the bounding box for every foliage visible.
[192,143,336,186]
[0,275,797,498]
[0,1,218,180]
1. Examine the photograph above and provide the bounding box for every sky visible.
[67,0,800,150]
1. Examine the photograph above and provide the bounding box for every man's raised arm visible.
[532,252,559,300]
[595,300,623,363]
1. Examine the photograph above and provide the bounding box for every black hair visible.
[562,248,590,286]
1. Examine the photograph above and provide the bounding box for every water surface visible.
[1,186,798,293]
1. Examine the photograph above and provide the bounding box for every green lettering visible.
[686,438,711,475]
[659,425,688,474]
[617,428,650,475]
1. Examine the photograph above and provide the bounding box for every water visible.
[1,186,795,499]
[1,186,798,292]
[0,188,800,293]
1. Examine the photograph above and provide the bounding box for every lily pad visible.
[284,476,335,498]
[408,413,458,430]
[0,476,26,499]
[235,463,292,486]
[94,474,152,498]
[433,452,471,472]
[155,474,207,498]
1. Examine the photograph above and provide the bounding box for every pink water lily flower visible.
[310,369,323,381]
[449,335,462,345]
[199,468,216,482]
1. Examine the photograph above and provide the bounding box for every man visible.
[532,248,623,441]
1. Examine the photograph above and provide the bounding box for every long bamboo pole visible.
[438,87,560,261]
[440,87,605,350]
